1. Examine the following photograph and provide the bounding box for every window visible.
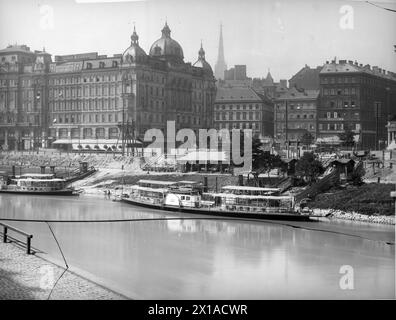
[344,101,349,108]
[86,63,92,69]
[351,101,355,107]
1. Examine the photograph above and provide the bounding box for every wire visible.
[0,216,394,245]
[46,222,69,300]
[366,1,396,12]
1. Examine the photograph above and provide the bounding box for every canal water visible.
[0,193,394,299]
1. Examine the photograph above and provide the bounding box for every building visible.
[0,23,217,151]
[252,71,288,99]
[274,87,319,142]
[224,65,247,81]
[318,59,396,149]
[289,65,322,91]
[213,85,274,138]
[214,24,227,80]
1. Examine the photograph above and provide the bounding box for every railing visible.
[0,222,33,254]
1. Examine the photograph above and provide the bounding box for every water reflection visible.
[0,194,394,299]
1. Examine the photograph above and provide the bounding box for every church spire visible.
[214,23,227,80]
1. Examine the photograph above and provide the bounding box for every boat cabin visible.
[137,179,177,189]
[221,185,281,196]
[11,178,67,192]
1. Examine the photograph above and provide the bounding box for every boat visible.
[120,180,312,221]
[0,173,78,196]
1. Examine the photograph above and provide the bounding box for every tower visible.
[214,23,227,80]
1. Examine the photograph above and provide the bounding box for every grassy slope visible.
[307,183,395,216]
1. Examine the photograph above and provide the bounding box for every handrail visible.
[0,222,33,254]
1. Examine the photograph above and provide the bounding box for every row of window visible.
[318,123,360,131]
[53,113,122,124]
[326,100,357,108]
[322,87,359,96]
[215,104,261,111]
[215,111,261,121]
[322,111,360,119]
[50,99,121,111]
[321,77,357,84]
[217,122,258,130]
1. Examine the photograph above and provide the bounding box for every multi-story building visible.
[0,23,217,151]
[224,65,247,81]
[251,71,288,99]
[289,64,322,91]
[274,87,319,142]
[214,86,274,138]
[318,59,396,149]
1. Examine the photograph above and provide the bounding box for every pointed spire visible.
[131,24,139,44]
[198,40,205,59]
[214,22,227,80]
[161,20,171,38]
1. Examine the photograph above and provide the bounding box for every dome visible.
[193,43,212,73]
[149,22,184,63]
[122,26,147,64]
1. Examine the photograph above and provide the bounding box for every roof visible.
[0,45,35,55]
[131,185,168,193]
[204,192,292,200]
[138,180,177,186]
[19,174,55,178]
[215,86,262,102]
[222,186,280,192]
[320,61,396,81]
[276,87,319,101]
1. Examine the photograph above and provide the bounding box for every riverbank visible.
[0,241,127,300]
[311,208,395,225]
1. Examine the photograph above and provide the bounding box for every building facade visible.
[318,59,396,149]
[289,65,322,91]
[274,87,319,142]
[214,86,274,138]
[0,23,217,151]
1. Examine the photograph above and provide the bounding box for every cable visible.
[366,1,396,12]
[0,216,394,245]
[46,222,69,300]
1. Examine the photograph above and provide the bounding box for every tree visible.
[339,128,355,148]
[301,132,314,147]
[252,137,265,171]
[295,152,324,184]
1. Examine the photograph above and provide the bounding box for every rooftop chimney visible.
[354,61,358,66]
[348,60,353,64]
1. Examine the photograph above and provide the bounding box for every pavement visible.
[0,241,127,300]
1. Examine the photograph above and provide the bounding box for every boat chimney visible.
[203,176,208,192]
[11,165,15,177]
[50,166,55,174]
[40,166,45,174]
[238,175,244,186]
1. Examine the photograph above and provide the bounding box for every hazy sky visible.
[0,0,395,81]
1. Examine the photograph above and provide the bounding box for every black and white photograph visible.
[0,0,395,306]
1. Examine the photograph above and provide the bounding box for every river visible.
[0,193,394,299]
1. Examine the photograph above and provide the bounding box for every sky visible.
[0,0,395,81]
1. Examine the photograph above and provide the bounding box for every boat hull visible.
[0,189,77,196]
[121,197,312,222]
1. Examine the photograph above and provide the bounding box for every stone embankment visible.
[0,241,127,300]
[311,208,395,225]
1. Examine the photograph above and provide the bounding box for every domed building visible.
[193,42,212,74]
[122,26,147,64]
[149,22,184,64]
[0,23,217,151]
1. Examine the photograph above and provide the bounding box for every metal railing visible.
[0,222,33,254]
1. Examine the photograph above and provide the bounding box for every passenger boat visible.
[0,173,77,196]
[121,179,312,221]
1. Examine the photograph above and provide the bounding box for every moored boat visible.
[0,173,78,196]
[121,179,312,221]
